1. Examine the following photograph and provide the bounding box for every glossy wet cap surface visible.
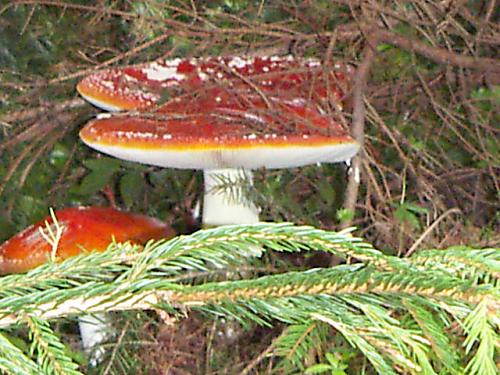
[0,207,174,274]
[77,55,352,111]
[80,99,359,169]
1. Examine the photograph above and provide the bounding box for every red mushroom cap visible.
[0,207,174,274]
[80,96,359,169]
[77,55,351,112]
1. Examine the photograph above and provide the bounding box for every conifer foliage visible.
[0,223,498,374]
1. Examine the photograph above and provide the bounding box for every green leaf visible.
[377,43,393,52]
[83,157,122,172]
[470,86,500,102]
[49,143,70,170]
[401,202,429,215]
[0,215,16,242]
[317,179,336,206]
[305,364,333,374]
[74,170,115,195]
[14,195,48,227]
[394,204,421,230]
[336,209,354,223]
[120,171,144,208]
[73,157,123,195]
[148,169,170,187]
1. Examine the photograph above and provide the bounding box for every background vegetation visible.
[0,1,498,374]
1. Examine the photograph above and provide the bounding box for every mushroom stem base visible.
[203,169,259,226]
[78,313,111,366]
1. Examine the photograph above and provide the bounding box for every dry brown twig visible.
[339,6,498,233]
[406,207,462,256]
[341,39,377,228]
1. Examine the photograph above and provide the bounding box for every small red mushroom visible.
[0,206,174,274]
[76,55,351,112]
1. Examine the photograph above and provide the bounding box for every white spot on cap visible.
[165,58,182,67]
[285,98,306,107]
[307,59,321,67]
[228,56,250,69]
[244,113,264,123]
[100,80,115,90]
[143,62,186,82]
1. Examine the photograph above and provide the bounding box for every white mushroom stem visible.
[203,169,259,226]
[79,313,111,366]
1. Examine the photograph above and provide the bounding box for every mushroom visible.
[75,56,358,349]
[79,97,358,226]
[77,55,357,226]
[0,206,174,274]
[0,206,174,363]
[76,55,351,112]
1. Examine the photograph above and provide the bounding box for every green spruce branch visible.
[24,315,83,375]
[0,331,43,375]
[0,223,498,374]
